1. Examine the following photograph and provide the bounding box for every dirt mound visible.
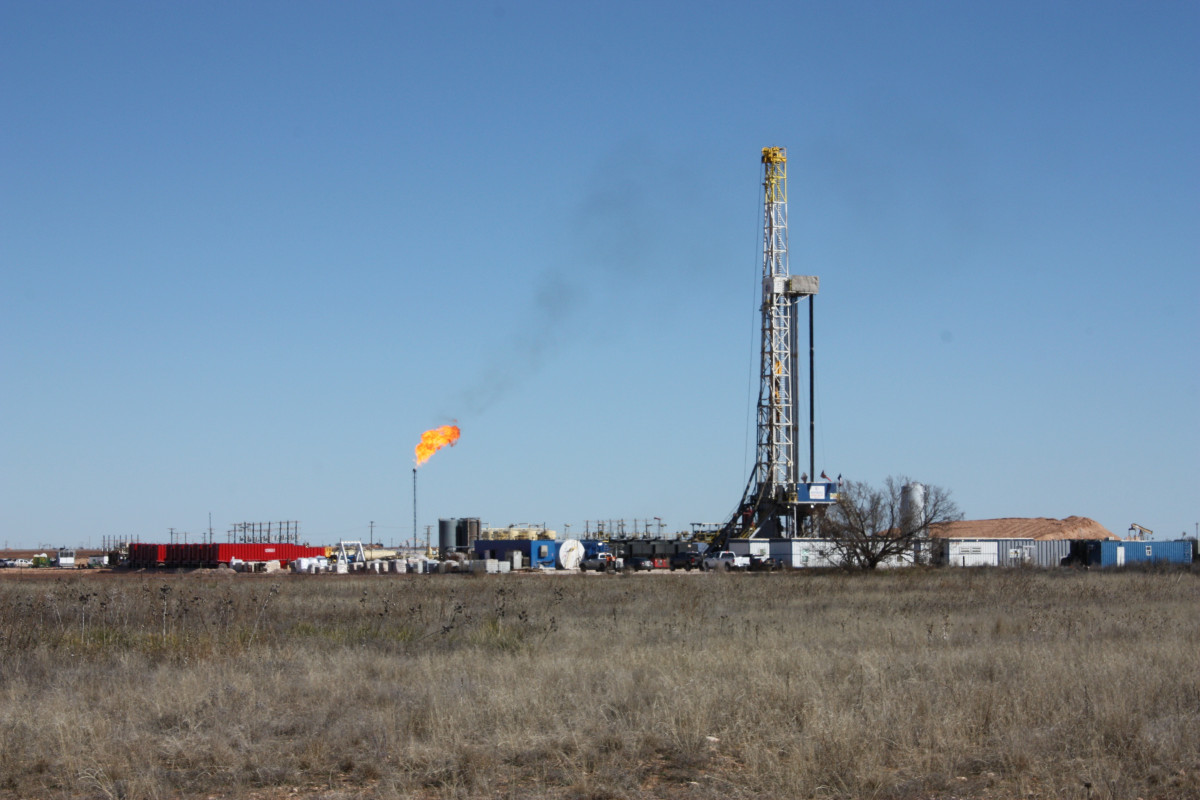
[931,516,1117,541]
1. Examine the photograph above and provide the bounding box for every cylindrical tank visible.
[900,482,927,535]
[457,517,480,549]
[438,518,458,559]
[557,539,584,570]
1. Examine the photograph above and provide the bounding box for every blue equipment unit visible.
[798,481,839,504]
[1082,540,1193,567]
[473,539,563,569]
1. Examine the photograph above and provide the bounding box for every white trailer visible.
[944,540,999,567]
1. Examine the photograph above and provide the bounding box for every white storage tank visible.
[900,483,926,533]
[556,539,584,570]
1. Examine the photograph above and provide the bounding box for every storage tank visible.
[557,539,584,570]
[900,482,927,534]
[438,518,458,559]
[457,517,480,549]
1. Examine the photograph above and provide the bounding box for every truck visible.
[669,551,704,571]
[702,551,750,571]
[581,552,621,572]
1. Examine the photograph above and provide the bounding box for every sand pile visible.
[931,516,1117,541]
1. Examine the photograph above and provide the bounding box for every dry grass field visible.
[0,566,1197,800]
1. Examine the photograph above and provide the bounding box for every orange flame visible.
[415,424,460,466]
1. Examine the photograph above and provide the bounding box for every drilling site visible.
[9,148,1189,577]
[1,149,1196,800]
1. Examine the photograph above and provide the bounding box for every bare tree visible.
[822,476,962,569]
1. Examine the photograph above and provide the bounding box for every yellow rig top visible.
[761,146,787,164]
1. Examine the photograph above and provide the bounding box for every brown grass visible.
[0,567,1197,799]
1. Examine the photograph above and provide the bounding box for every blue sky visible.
[2,1,1196,549]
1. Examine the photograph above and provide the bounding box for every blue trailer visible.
[1082,540,1193,567]
[473,539,564,569]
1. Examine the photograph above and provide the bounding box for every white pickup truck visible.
[702,551,750,571]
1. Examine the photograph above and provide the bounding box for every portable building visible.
[527,540,560,569]
[774,538,843,568]
[727,539,772,559]
[724,538,924,569]
[761,538,926,569]
[1032,539,1072,568]
[941,540,999,567]
[1081,540,1193,567]
[726,538,838,568]
[932,538,1071,568]
[952,539,1039,567]
[473,539,563,569]
[995,540,1035,567]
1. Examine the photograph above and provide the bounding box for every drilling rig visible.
[711,147,838,551]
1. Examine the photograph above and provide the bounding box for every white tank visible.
[901,482,927,534]
[556,539,584,570]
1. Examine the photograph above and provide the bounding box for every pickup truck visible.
[702,551,750,571]
[669,551,704,571]
[581,552,620,572]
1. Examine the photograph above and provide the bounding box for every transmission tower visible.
[713,147,833,548]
